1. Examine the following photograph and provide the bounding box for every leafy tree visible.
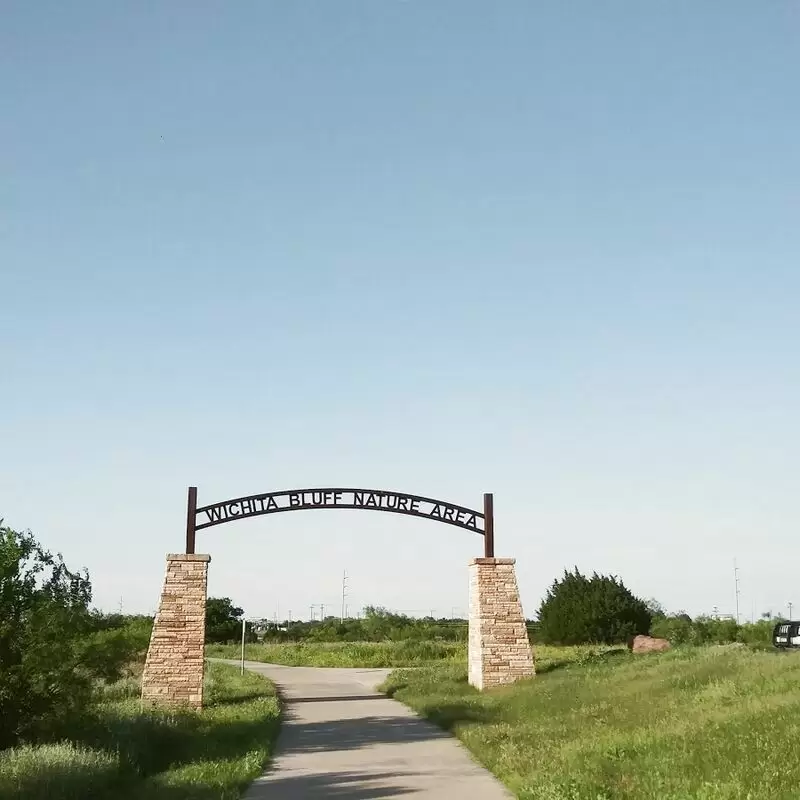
[536,568,651,645]
[0,524,94,748]
[645,598,667,620]
[78,615,154,682]
[205,597,253,643]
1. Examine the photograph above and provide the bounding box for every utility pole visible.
[789,601,793,620]
[320,603,325,621]
[310,605,315,622]
[734,559,741,624]
[341,570,348,623]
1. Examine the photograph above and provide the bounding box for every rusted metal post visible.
[483,493,494,558]
[186,486,197,554]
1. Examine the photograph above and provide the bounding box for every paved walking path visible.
[225,659,513,799]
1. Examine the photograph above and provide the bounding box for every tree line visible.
[208,569,780,648]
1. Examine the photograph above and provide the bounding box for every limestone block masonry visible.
[141,554,211,709]
[468,557,535,690]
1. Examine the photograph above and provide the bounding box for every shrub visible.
[77,627,144,684]
[537,568,651,645]
[0,525,95,748]
[0,525,153,749]
[738,619,774,647]
[650,613,696,644]
[87,612,153,653]
[650,615,775,647]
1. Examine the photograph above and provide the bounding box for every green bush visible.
[87,613,153,654]
[537,568,651,645]
[651,614,776,647]
[78,627,144,684]
[650,613,695,644]
[738,619,775,647]
[0,525,95,748]
[0,525,154,749]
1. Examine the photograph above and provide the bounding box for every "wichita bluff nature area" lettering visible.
[195,489,483,532]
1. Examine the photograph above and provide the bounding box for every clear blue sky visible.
[2,2,798,622]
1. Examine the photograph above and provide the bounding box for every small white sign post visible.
[240,617,247,675]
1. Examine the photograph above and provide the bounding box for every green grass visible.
[382,647,800,799]
[0,662,280,800]
[207,639,467,667]
[205,641,616,670]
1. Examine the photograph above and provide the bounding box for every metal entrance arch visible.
[140,484,534,709]
[184,486,495,558]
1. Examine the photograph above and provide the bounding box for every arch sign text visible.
[184,486,495,557]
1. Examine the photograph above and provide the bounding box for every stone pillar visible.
[468,557,534,690]
[141,553,211,709]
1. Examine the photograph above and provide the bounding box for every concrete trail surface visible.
[224,659,513,799]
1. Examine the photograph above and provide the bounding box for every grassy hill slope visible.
[383,647,800,800]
